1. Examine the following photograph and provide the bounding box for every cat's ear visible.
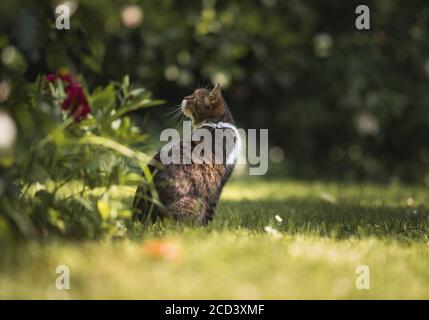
[209,83,222,105]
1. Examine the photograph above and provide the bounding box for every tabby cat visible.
[133,84,239,224]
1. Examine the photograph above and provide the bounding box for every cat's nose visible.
[181,99,187,111]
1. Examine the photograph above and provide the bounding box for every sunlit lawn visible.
[1,179,429,299]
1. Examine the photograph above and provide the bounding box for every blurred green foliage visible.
[1,0,429,183]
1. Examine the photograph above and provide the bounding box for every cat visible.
[133,84,240,224]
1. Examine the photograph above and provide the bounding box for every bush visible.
[0,74,162,242]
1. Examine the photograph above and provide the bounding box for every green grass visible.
[1,179,429,299]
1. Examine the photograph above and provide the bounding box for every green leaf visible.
[112,99,164,120]
[89,84,116,116]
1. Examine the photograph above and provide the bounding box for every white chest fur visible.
[197,122,241,165]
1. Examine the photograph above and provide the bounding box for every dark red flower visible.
[59,74,73,84]
[62,82,91,121]
[46,73,91,122]
[46,73,73,83]
[46,74,57,82]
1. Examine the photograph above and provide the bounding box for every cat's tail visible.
[133,184,152,222]
[132,154,163,223]
[132,184,145,222]
[132,183,161,223]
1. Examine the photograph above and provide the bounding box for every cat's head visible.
[181,84,233,125]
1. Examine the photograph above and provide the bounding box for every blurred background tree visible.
[1,0,429,183]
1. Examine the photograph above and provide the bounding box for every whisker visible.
[164,108,181,117]
[164,108,185,127]
[163,105,182,117]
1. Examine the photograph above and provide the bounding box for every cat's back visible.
[156,121,240,195]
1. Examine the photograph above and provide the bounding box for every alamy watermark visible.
[55,5,71,30]
[54,4,372,32]
[159,121,269,176]
[355,5,370,30]
[355,265,370,290]
[55,265,70,290]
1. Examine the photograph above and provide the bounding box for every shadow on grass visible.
[215,198,429,242]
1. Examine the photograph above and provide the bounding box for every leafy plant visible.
[0,74,163,242]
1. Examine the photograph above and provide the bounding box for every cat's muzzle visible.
[181,99,191,117]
